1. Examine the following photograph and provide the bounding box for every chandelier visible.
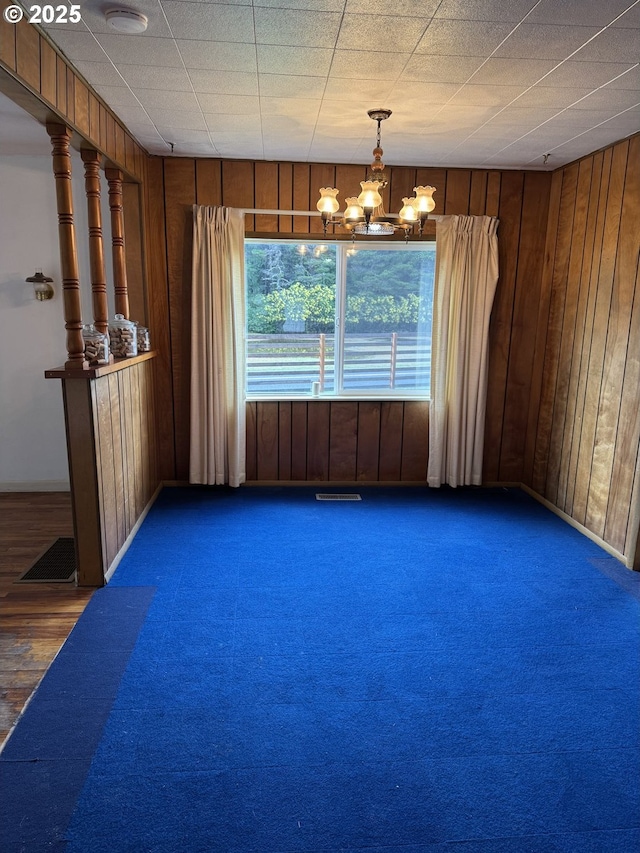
[316,108,436,239]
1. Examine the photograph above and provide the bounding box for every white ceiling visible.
[14,1,640,168]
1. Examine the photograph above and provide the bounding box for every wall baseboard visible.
[104,484,162,584]
[0,480,70,492]
[520,483,628,568]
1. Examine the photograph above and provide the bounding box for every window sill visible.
[246,394,430,403]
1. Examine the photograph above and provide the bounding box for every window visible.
[246,240,435,399]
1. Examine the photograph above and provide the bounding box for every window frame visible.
[245,238,435,402]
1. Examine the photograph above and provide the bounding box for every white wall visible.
[0,150,113,490]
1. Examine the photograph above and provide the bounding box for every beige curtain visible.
[190,205,246,487]
[428,215,499,488]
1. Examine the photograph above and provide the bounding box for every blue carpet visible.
[1,486,639,852]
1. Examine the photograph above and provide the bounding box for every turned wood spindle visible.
[106,167,130,319]
[81,149,109,336]
[46,123,87,370]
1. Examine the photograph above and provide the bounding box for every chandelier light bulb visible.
[413,186,436,213]
[344,198,365,221]
[357,180,383,210]
[399,197,418,222]
[316,188,340,215]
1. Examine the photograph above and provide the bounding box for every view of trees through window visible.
[246,240,435,397]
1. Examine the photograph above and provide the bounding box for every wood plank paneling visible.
[54,357,159,584]
[15,21,39,91]
[400,401,429,481]
[291,402,308,479]
[256,402,279,481]
[145,157,175,480]
[483,170,525,482]
[499,171,551,482]
[356,403,381,481]
[164,158,196,482]
[0,6,17,70]
[307,402,330,479]
[245,401,257,480]
[254,162,279,232]
[196,159,222,207]
[570,144,627,524]
[74,78,89,136]
[278,402,292,480]
[40,39,57,105]
[379,402,404,481]
[329,402,358,481]
[529,136,640,566]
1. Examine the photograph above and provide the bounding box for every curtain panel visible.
[190,205,246,487]
[428,214,499,488]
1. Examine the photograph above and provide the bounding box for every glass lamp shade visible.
[344,197,365,221]
[357,180,383,210]
[399,197,418,222]
[316,187,340,215]
[413,185,436,213]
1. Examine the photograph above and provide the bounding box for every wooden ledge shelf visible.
[45,351,156,380]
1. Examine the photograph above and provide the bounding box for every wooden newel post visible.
[81,149,109,336]
[106,167,130,318]
[46,122,87,369]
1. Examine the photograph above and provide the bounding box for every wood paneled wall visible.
[46,356,159,585]
[246,401,429,482]
[146,156,552,486]
[0,8,145,179]
[525,136,640,567]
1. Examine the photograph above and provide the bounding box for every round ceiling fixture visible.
[105,9,148,33]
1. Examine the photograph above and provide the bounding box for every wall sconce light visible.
[26,270,55,301]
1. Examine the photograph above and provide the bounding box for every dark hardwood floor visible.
[0,492,94,748]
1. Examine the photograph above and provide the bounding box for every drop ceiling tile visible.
[172,142,219,156]
[260,97,321,117]
[199,94,260,114]
[204,114,258,133]
[540,61,640,90]
[40,29,107,62]
[161,2,255,42]
[119,65,194,92]
[329,50,412,80]
[143,108,207,130]
[110,105,152,126]
[214,141,264,158]
[256,0,344,8]
[605,66,640,90]
[134,89,199,111]
[525,0,634,27]
[513,86,594,109]
[383,81,462,103]
[494,25,601,60]
[470,57,558,86]
[42,0,172,35]
[256,45,334,76]
[433,0,543,23]
[254,8,342,48]
[345,0,441,15]
[176,40,257,73]
[449,84,527,107]
[154,128,213,145]
[189,70,258,96]
[95,34,183,67]
[401,55,485,83]
[572,28,640,63]
[481,107,563,128]
[611,4,640,26]
[92,86,142,108]
[336,14,431,53]
[259,75,327,99]
[573,89,640,112]
[72,61,125,87]
[415,20,517,56]
[323,78,396,102]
